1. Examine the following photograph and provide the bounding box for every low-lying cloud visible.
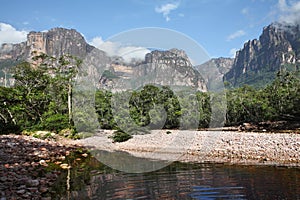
[226,30,246,41]
[0,23,28,46]
[229,48,238,58]
[90,36,150,62]
[277,0,300,25]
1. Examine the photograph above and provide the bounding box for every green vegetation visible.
[109,130,133,143]
[94,85,212,132]
[1,53,299,141]
[226,70,300,125]
[0,54,81,135]
[101,69,119,79]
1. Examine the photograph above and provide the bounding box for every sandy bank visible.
[80,130,300,167]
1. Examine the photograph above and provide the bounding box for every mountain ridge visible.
[0,27,207,91]
[224,22,300,87]
[1,22,299,90]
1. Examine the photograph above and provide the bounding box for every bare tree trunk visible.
[68,82,72,124]
[4,102,16,125]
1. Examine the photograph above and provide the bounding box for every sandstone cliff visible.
[100,48,207,92]
[224,23,300,87]
[0,28,97,61]
[197,58,233,91]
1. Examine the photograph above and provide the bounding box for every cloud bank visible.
[0,23,28,46]
[277,0,300,25]
[229,48,238,58]
[155,2,180,22]
[226,30,246,41]
[90,37,150,62]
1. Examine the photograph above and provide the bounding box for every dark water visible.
[52,153,300,200]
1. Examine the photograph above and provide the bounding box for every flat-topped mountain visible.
[0,28,207,91]
[0,28,96,61]
[100,48,207,91]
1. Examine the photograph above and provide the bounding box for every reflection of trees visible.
[55,157,300,199]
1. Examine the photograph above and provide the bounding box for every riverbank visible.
[1,130,299,198]
[0,134,85,200]
[81,130,300,167]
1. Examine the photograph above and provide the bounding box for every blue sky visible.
[0,0,299,59]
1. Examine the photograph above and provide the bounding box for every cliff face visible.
[0,28,207,91]
[100,48,207,92]
[197,58,233,91]
[0,28,110,86]
[224,23,300,87]
[0,28,95,61]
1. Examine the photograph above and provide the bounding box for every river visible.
[51,153,300,200]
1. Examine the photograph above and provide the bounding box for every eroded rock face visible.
[100,48,207,92]
[0,28,95,61]
[197,58,234,91]
[224,23,300,87]
[0,28,207,91]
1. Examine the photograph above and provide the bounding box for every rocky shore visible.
[1,130,299,199]
[0,135,84,200]
[82,130,300,167]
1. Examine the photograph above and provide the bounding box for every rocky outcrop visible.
[0,28,96,61]
[197,58,233,90]
[0,28,207,91]
[0,28,111,87]
[100,49,207,92]
[224,23,300,87]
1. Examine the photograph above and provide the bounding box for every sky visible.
[0,0,300,61]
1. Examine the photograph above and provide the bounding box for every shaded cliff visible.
[0,28,110,86]
[0,28,95,61]
[197,57,234,91]
[224,23,300,87]
[100,48,207,92]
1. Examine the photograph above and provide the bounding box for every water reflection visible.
[91,150,171,173]
[53,152,300,200]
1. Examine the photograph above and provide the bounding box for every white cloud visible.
[229,48,238,58]
[241,8,249,15]
[277,0,300,25]
[155,2,180,22]
[90,36,150,62]
[226,30,246,41]
[0,23,28,46]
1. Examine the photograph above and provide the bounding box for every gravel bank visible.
[81,130,300,167]
[0,135,84,200]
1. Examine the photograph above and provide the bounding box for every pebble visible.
[0,134,82,199]
[16,190,25,194]
[28,179,39,187]
[39,187,48,193]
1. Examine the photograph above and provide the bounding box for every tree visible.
[2,54,82,133]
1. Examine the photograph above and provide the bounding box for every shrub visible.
[109,130,132,143]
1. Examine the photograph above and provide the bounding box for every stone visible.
[28,179,39,187]
[16,189,25,194]
[39,186,48,193]
[60,163,71,169]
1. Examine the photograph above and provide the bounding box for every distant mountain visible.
[3,23,297,91]
[0,28,96,61]
[100,48,207,91]
[0,28,110,86]
[0,28,207,91]
[196,58,234,91]
[224,22,300,88]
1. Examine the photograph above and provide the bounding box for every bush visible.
[39,113,70,133]
[109,130,132,143]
